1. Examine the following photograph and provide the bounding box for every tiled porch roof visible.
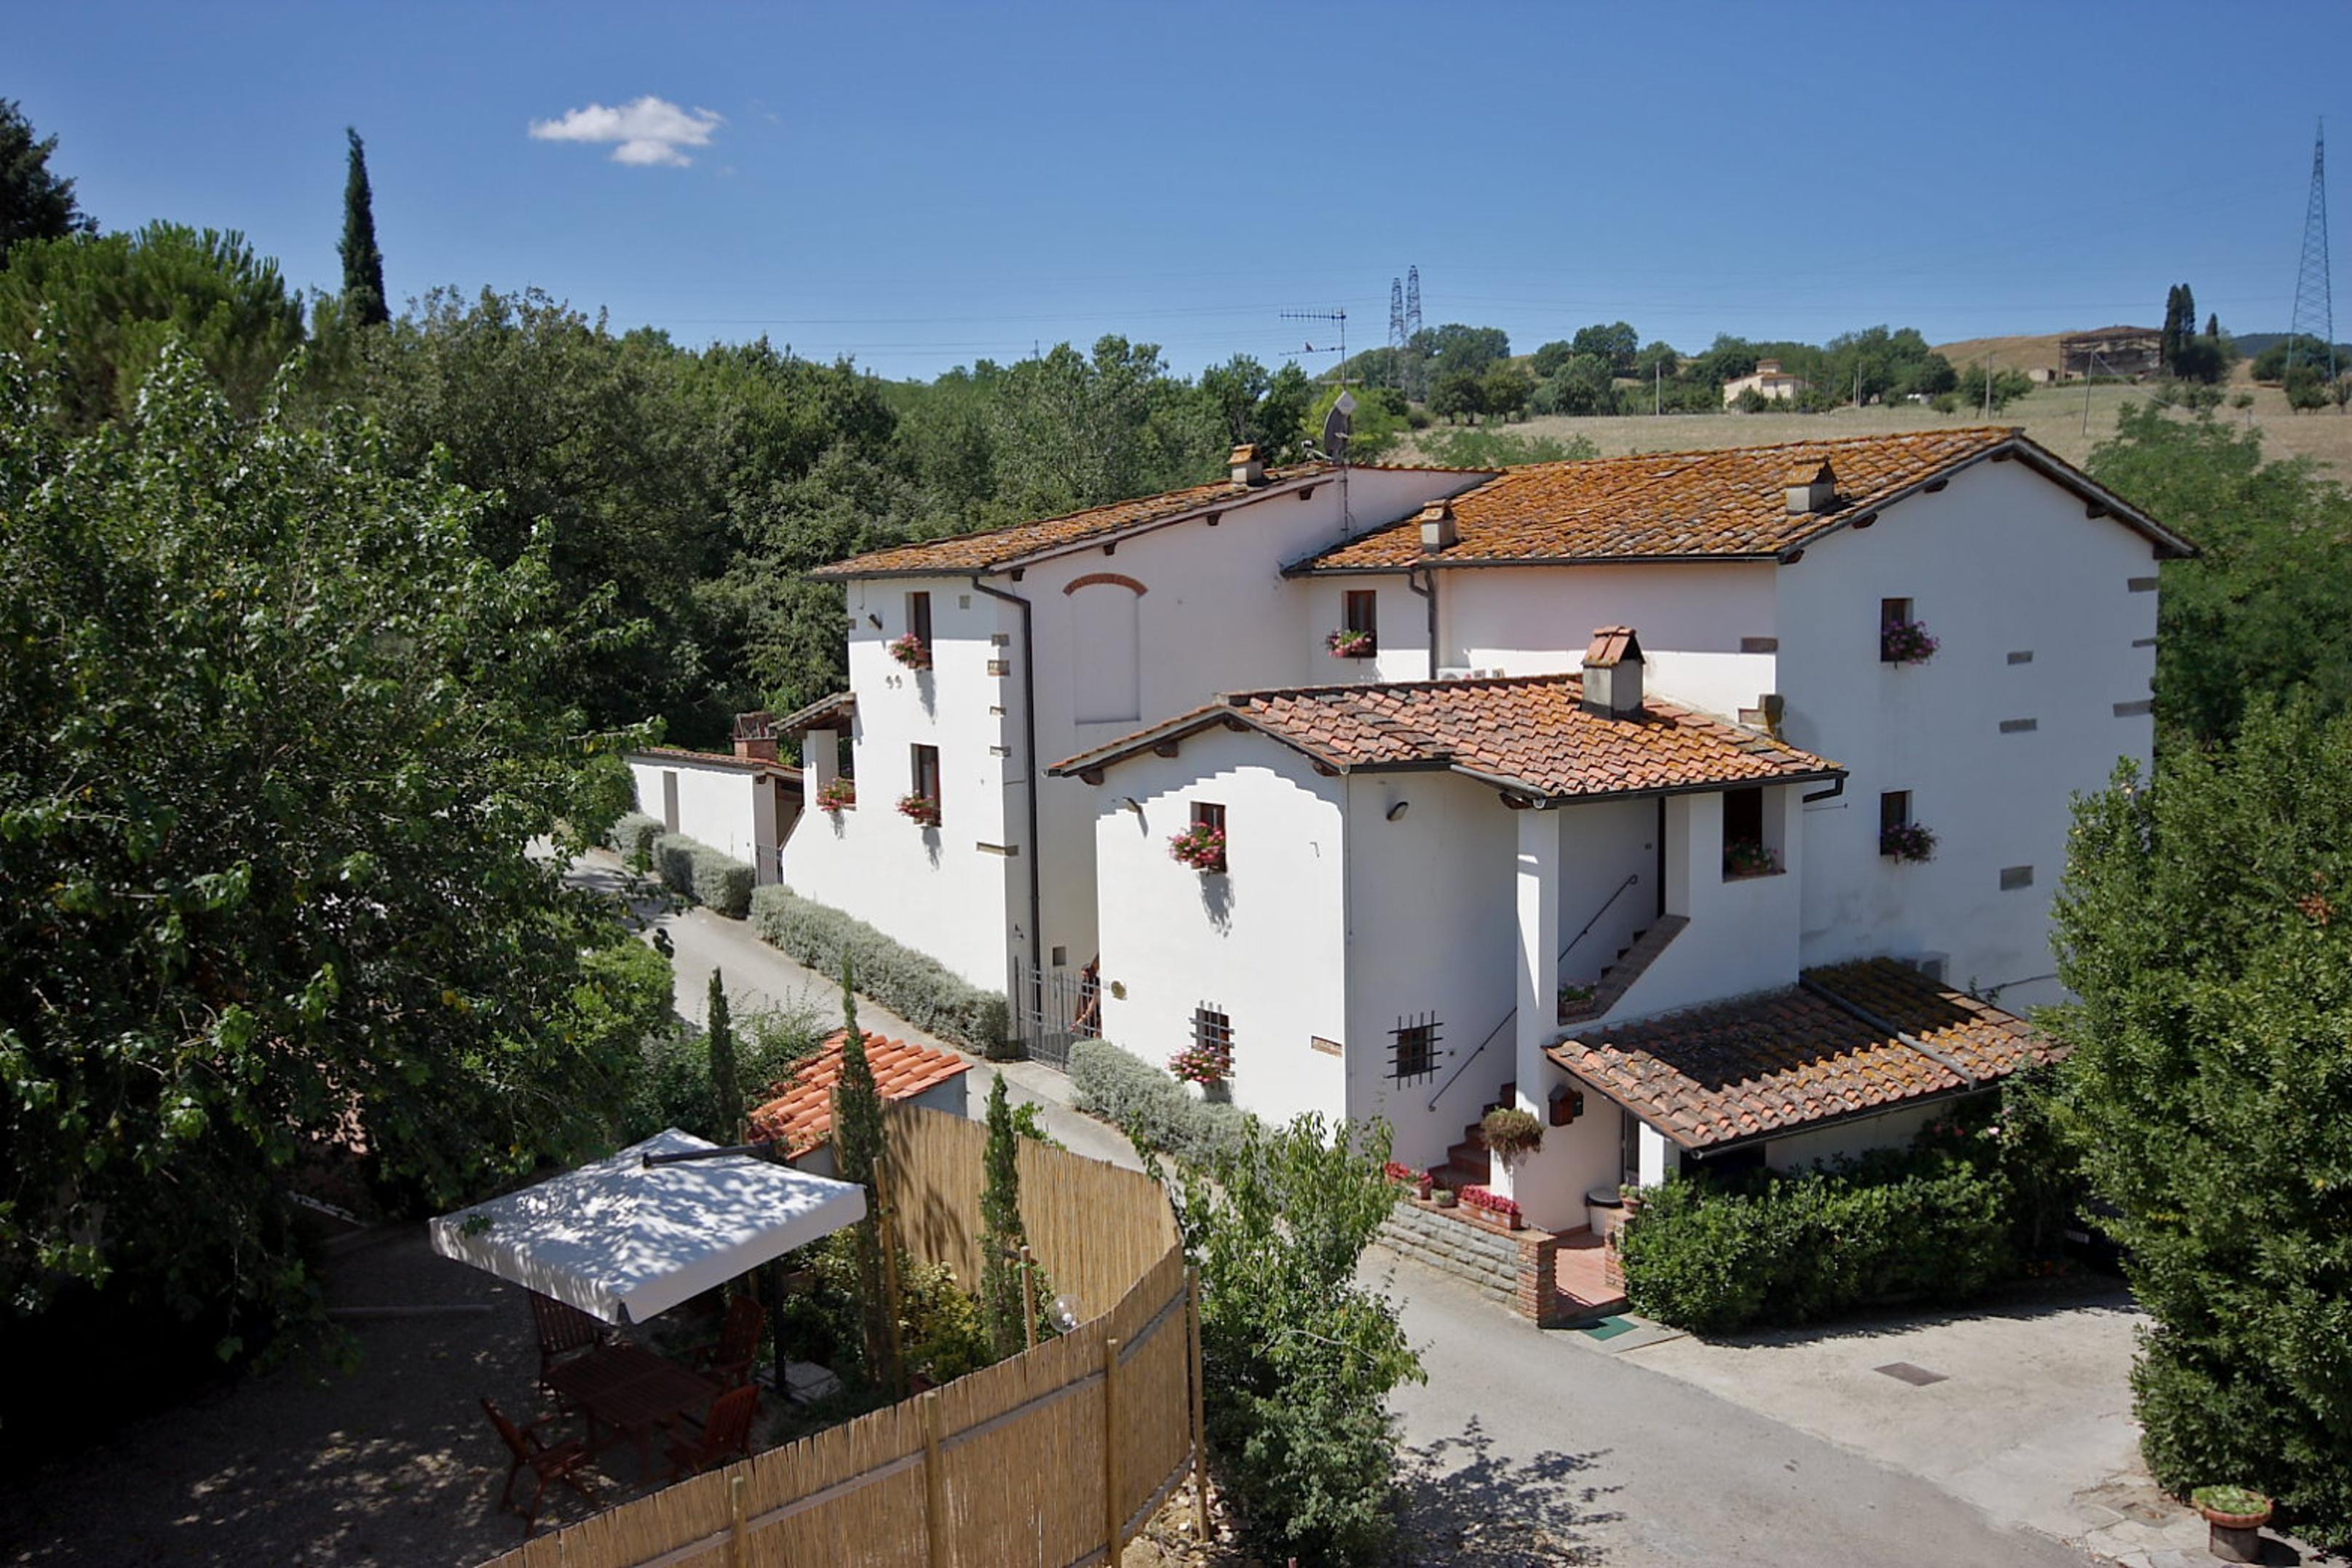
[775,690,856,736]
[1047,673,1840,803]
[748,1030,971,1158]
[1548,959,2061,1152]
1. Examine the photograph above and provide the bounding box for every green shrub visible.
[1068,1039,1249,1165]
[619,994,824,1145]
[1619,1146,2014,1334]
[607,810,664,866]
[747,884,1010,1055]
[652,833,754,918]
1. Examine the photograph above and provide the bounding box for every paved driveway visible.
[1380,1251,2103,1567]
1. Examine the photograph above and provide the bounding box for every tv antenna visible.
[1281,308,1355,462]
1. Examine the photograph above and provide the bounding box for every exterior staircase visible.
[1430,1081,1516,1194]
[1557,914,1688,1027]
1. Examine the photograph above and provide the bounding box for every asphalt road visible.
[1379,1249,2101,1567]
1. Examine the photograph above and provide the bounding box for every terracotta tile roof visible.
[628,745,801,783]
[775,691,856,736]
[809,464,1336,579]
[1291,427,2190,571]
[748,1030,972,1158]
[1048,673,1839,801]
[1547,958,2062,1152]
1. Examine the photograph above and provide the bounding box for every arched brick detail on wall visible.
[1062,572,1149,596]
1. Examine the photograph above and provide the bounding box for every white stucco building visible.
[627,713,803,883]
[787,427,2190,1257]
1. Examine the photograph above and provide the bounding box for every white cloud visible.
[528,96,723,167]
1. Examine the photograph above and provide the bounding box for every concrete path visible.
[1378,1247,2104,1567]
[567,851,1141,1171]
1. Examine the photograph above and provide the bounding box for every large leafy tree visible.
[338,127,389,328]
[0,98,94,264]
[0,223,306,429]
[0,346,662,1352]
[2086,404,2352,751]
[2051,702,2352,1545]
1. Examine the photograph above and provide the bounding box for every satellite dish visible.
[1321,396,1355,462]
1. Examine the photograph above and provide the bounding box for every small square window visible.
[1344,590,1378,638]
[907,591,933,647]
[1880,789,1912,836]
[1391,1015,1439,1082]
[1190,1006,1234,1079]
[911,744,941,807]
[2000,865,2035,891]
[1192,801,1226,836]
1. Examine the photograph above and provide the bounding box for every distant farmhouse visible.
[1720,358,1808,405]
[2059,325,2162,381]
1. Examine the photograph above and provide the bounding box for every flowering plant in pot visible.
[1461,1185,1525,1230]
[1168,823,1227,873]
[2189,1485,2271,1529]
[1384,1160,1433,1198]
[1326,627,1375,659]
[1880,821,1937,863]
[816,777,857,813]
[888,632,931,670]
[895,792,941,828]
[1880,617,1938,665]
[1723,838,1781,878]
[1168,1040,1231,1088]
[1481,1106,1544,1168]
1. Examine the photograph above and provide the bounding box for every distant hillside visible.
[1931,333,2067,375]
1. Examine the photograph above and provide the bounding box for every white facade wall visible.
[629,756,778,879]
[1772,458,2161,1007]
[1760,1103,1939,1173]
[783,577,1023,991]
[1440,561,1780,721]
[1090,729,1350,1131]
[1596,786,1806,1025]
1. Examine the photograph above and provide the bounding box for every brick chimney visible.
[1417,498,1458,553]
[732,710,778,762]
[1581,627,1644,718]
[1229,443,1267,487]
[1782,459,1836,515]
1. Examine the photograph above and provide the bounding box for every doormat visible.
[1580,1315,1639,1340]
[1874,1361,1949,1386]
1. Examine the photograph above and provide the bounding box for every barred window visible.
[1392,1013,1439,1082]
[1193,1007,1232,1055]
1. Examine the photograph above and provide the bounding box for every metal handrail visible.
[1425,872,1641,1114]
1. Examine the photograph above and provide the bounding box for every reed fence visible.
[480,1104,1198,1568]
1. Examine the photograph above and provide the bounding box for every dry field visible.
[1399,371,2352,478]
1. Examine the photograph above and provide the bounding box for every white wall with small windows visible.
[1773,456,2161,1007]
[1087,726,1350,1130]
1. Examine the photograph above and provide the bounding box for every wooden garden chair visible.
[481,1398,601,1537]
[689,1294,764,1390]
[528,1291,609,1390]
[664,1383,761,1481]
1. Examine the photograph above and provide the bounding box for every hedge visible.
[1618,1146,2014,1334]
[606,811,664,866]
[652,833,755,919]
[748,884,1010,1056]
[1068,1039,1249,1166]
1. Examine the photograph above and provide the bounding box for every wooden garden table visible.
[545,1342,719,1475]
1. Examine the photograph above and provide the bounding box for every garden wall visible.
[1379,1200,1571,1328]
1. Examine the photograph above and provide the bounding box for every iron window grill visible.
[1392,1013,1439,1082]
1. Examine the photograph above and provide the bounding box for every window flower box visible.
[1168,1040,1231,1088]
[896,792,941,828]
[1460,1185,1525,1230]
[816,777,857,813]
[1723,839,1781,879]
[1880,821,1937,863]
[1326,627,1377,659]
[1880,617,1939,665]
[889,633,931,670]
[1168,823,1227,874]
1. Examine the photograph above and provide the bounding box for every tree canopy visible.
[0,344,664,1350]
[0,98,94,263]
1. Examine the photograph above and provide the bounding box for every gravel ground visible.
[0,1227,626,1568]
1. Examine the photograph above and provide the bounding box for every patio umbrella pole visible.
[640,1139,784,1168]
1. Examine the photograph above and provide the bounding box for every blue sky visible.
[16,1,2351,379]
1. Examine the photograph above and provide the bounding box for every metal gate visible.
[1010,957,1099,1070]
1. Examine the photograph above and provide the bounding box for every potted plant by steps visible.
[1385,1161,1433,1200]
[2189,1486,2273,1563]
[1462,1184,1525,1231]
[1619,1181,1646,1219]
[1481,1106,1544,1170]
[1431,1186,1459,1208]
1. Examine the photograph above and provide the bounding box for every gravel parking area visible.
[0,1227,616,1568]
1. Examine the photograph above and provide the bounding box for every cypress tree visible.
[706,968,743,1141]
[978,1074,1032,1359]
[831,958,891,1379]
[338,127,388,327]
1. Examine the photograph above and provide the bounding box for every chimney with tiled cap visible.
[1229,443,1267,488]
[1783,459,1836,515]
[732,710,778,762]
[1418,497,1458,553]
[1581,627,1644,718]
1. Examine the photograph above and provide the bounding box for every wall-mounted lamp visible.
[1385,800,1410,822]
[866,613,883,629]
[1120,797,1144,815]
